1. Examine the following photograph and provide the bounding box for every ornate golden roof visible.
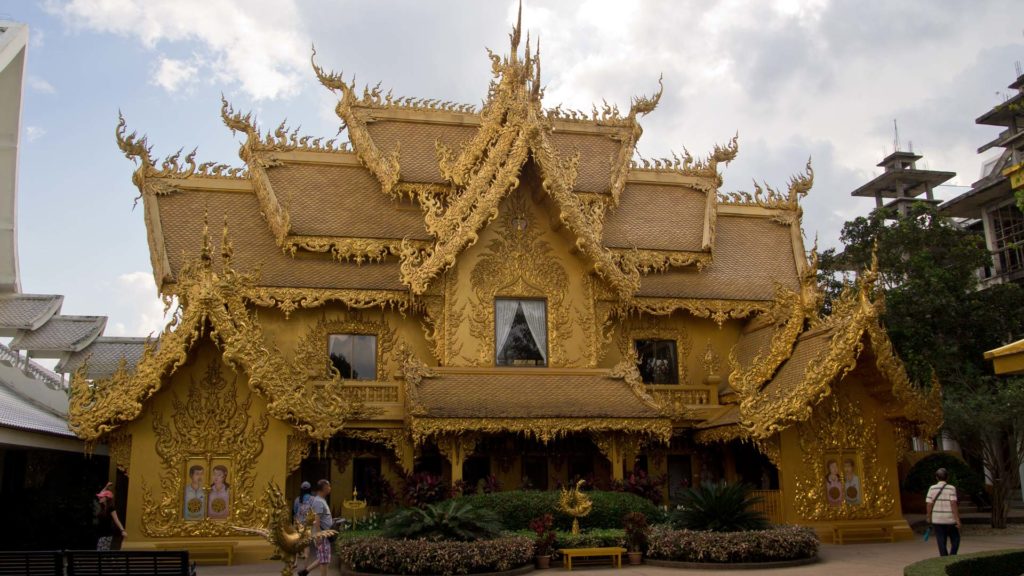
[117,9,813,308]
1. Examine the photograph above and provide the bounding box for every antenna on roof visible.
[1016,60,1022,78]
[909,140,913,153]
[893,119,901,153]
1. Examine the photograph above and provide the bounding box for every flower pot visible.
[535,555,551,569]
[628,551,643,565]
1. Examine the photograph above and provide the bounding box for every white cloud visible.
[45,0,309,100]
[24,126,46,142]
[113,271,169,336]
[27,75,56,94]
[152,56,198,92]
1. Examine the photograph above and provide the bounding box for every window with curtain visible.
[635,339,678,384]
[328,334,377,380]
[495,298,547,367]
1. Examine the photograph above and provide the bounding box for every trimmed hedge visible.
[511,528,625,556]
[336,535,533,576]
[453,490,661,531]
[904,549,1024,576]
[646,525,819,563]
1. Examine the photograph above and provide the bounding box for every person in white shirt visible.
[925,467,962,556]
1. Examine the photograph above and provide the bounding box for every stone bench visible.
[832,523,895,544]
[153,542,235,566]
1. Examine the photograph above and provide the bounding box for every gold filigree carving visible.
[287,432,313,473]
[756,435,781,467]
[468,193,573,367]
[244,287,411,319]
[608,347,662,409]
[693,424,747,445]
[284,236,431,264]
[612,249,712,273]
[793,391,894,520]
[343,428,413,471]
[292,314,396,382]
[624,297,770,326]
[108,430,132,477]
[728,288,805,397]
[69,219,372,444]
[702,340,722,381]
[410,417,672,446]
[141,357,268,537]
[717,158,813,211]
[576,275,614,367]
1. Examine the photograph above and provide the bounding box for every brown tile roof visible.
[55,337,151,378]
[267,163,431,239]
[9,315,107,353]
[157,191,406,290]
[732,324,776,372]
[0,294,63,331]
[637,215,799,300]
[365,120,477,183]
[604,183,707,251]
[548,132,623,193]
[696,405,739,429]
[413,368,663,419]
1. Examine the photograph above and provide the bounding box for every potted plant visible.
[529,513,556,569]
[622,512,649,565]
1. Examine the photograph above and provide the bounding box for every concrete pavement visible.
[196,527,1023,576]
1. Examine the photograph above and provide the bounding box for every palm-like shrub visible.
[670,483,768,532]
[382,500,505,541]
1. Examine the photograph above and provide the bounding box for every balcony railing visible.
[750,489,784,524]
[646,384,718,413]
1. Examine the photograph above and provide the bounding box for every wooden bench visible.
[153,542,234,566]
[832,523,895,544]
[559,547,626,571]
[65,550,191,576]
[0,551,63,576]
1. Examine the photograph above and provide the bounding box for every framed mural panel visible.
[823,453,863,507]
[183,459,207,521]
[207,460,231,520]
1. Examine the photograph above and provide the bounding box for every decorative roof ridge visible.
[68,216,373,446]
[717,158,814,211]
[629,134,738,189]
[607,347,667,414]
[726,286,806,397]
[116,113,248,201]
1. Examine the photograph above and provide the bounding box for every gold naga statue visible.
[557,479,593,535]
[233,482,337,576]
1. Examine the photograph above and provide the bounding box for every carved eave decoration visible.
[68,219,373,446]
[313,10,663,301]
[735,259,942,441]
[726,287,807,396]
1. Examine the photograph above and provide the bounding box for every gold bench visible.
[559,547,626,571]
[152,542,235,566]
[832,524,895,545]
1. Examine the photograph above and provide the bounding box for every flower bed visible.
[904,549,1024,576]
[646,525,819,564]
[336,535,533,576]
[454,490,661,530]
[511,528,625,556]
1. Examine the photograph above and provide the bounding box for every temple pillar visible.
[592,432,642,482]
[436,434,479,490]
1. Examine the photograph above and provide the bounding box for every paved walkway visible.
[196,527,1023,576]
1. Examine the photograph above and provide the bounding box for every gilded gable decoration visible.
[468,193,574,367]
[68,218,373,444]
[141,358,269,537]
[292,314,397,382]
[246,287,412,320]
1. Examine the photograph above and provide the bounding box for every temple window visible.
[495,298,547,367]
[328,334,377,380]
[635,339,679,384]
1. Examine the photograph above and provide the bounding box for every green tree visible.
[819,203,1024,527]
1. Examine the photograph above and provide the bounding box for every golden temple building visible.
[69,14,942,560]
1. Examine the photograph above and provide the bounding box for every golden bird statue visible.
[557,479,593,535]
[233,481,337,576]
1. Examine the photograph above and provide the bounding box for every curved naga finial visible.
[116,111,154,167]
[630,73,663,118]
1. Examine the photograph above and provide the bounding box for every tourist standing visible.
[926,467,962,556]
[298,479,333,576]
[95,482,127,550]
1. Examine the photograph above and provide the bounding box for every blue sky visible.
[3,0,1023,338]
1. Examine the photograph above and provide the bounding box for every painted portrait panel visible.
[207,461,231,520]
[842,456,863,506]
[183,460,206,521]
[823,455,843,507]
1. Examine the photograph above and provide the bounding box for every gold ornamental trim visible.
[736,260,942,440]
[612,248,712,273]
[68,219,373,444]
[623,297,771,326]
[717,159,813,211]
[693,424,747,445]
[628,134,739,190]
[727,288,806,396]
[410,417,672,446]
[244,287,412,319]
[283,236,431,263]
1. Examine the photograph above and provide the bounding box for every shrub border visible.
[645,556,820,570]
[341,563,535,576]
[903,548,1024,576]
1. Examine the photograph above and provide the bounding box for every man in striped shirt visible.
[925,468,962,556]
